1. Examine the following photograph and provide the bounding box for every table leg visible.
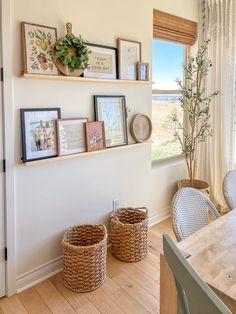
[160,253,178,314]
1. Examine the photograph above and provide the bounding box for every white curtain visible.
[196,0,236,208]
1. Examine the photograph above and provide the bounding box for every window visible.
[152,39,185,161]
[152,9,197,162]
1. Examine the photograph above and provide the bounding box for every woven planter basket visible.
[178,179,210,197]
[110,207,148,262]
[62,224,107,292]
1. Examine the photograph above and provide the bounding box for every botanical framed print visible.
[57,118,88,156]
[117,38,142,80]
[85,121,106,152]
[21,22,58,75]
[83,43,118,79]
[20,108,61,162]
[94,95,128,148]
[137,62,149,81]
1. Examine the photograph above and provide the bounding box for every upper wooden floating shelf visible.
[23,142,151,167]
[21,73,152,85]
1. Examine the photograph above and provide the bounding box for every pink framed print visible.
[85,121,106,152]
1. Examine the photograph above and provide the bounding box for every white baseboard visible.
[16,256,63,293]
[16,208,170,293]
[148,207,170,227]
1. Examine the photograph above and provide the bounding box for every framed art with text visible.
[20,108,61,162]
[56,118,88,156]
[83,43,118,79]
[94,95,128,148]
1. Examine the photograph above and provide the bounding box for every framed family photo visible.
[84,43,118,79]
[20,108,61,162]
[85,121,106,152]
[21,22,58,75]
[57,118,88,156]
[94,95,128,148]
[117,38,142,80]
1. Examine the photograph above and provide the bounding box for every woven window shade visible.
[153,10,197,46]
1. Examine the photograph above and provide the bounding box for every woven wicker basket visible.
[62,224,107,292]
[110,207,148,262]
[177,179,210,197]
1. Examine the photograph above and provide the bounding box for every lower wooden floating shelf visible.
[23,142,151,166]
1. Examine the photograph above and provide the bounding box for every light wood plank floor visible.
[0,218,174,314]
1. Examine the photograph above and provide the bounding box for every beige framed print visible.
[21,22,58,75]
[137,62,149,81]
[84,43,118,79]
[57,118,88,156]
[117,38,142,80]
[85,121,106,152]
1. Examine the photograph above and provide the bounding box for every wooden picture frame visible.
[117,38,142,80]
[94,95,128,148]
[21,22,58,75]
[137,62,149,81]
[83,43,118,79]
[20,108,61,162]
[56,118,88,156]
[85,121,106,152]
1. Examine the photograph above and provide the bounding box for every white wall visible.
[11,0,198,277]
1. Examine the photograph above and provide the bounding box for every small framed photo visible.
[94,95,128,148]
[117,38,142,80]
[56,118,88,156]
[21,22,58,75]
[20,108,61,162]
[85,121,106,152]
[137,62,149,81]
[83,43,118,79]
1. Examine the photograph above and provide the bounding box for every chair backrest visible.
[171,187,220,241]
[163,234,232,314]
[223,170,236,210]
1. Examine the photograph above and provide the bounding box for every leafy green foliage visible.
[55,34,91,71]
[170,40,219,183]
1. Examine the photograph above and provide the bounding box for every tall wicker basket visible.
[62,224,107,292]
[110,207,148,262]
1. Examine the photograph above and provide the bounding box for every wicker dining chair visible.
[223,170,236,211]
[163,234,232,314]
[171,187,220,242]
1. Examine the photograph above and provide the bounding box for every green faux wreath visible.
[54,33,90,72]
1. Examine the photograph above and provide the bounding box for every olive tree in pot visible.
[171,40,219,194]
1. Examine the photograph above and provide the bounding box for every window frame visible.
[151,40,188,163]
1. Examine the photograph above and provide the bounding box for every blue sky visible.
[152,40,184,90]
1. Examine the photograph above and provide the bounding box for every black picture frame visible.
[83,43,118,79]
[94,95,128,148]
[20,108,61,162]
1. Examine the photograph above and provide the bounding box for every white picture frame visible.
[117,38,142,80]
[56,118,88,156]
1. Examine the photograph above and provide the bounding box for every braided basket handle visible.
[111,209,121,224]
[136,207,148,215]
[96,224,107,239]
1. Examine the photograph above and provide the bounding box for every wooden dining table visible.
[160,209,236,314]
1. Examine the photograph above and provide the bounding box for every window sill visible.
[152,154,185,170]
